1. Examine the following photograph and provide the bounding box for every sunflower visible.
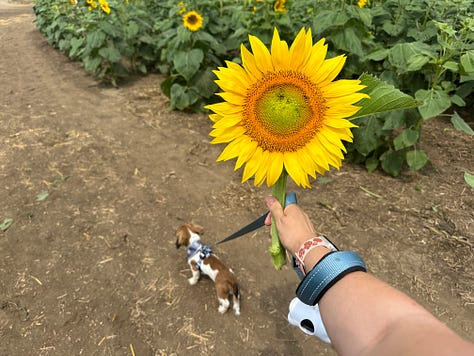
[183,10,203,32]
[206,28,369,188]
[177,1,186,14]
[358,0,368,8]
[273,0,286,14]
[99,0,110,14]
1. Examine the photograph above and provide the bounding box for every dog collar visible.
[187,241,202,259]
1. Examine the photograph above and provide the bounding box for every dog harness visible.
[187,242,212,270]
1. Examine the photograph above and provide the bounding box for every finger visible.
[265,196,284,220]
[264,212,272,226]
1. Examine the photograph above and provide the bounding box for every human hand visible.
[265,196,333,273]
[264,196,316,256]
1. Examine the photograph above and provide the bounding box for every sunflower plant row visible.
[33,0,167,85]
[33,0,473,177]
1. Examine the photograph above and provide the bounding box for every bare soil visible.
[0,2,473,355]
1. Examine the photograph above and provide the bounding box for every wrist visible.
[293,235,336,276]
[296,251,367,306]
[302,246,331,271]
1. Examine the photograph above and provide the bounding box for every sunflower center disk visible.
[256,85,311,136]
[245,72,325,152]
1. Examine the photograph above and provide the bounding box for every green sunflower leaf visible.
[0,218,13,232]
[393,129,419,150]
[451,111,474,136]
[380,149,404,177]
[406,150,428,171]
[173,49,204,81]
[464,172,474,188]
[349,74,420,120]
[415,88,451,119]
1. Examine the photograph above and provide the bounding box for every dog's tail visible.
[232,284,241,316]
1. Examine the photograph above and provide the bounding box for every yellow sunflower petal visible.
[210,126,246,143]
[289,28,309,70]
[326,93,369,107]
[234,138,258,170]
[241,43,262,81]
[213,61,252,86]
[321,79,367,98]
[323,117,357,129]
[217,136,246,161]
[304,141,330,172]
[212,112,243,129]
[311,55,346,84]
[270,28,290,70]
[301,38,327,74]
[318,132,345,159]
[207,102,242,116]
[324,126,354,144]
[242,146,263,182]
[266,152,284,186]
[213,61,254,91]
[208,113,222,123]
[216,92,245,106]
[214,74,250,94]
[297,148,317,179]
[249,35,274,73]
[325,104,363,118]
[301,145,325,174]
[254,149,270,186]
[284,151,310,188]
[310,136,341,168]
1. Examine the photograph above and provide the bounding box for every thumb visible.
[265,196,284,220]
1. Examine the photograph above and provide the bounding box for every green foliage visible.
[307,0,474,176]
[34,0,160,85]
[465,172,474,188]
[33,0,474,176]
[0,218,13,232]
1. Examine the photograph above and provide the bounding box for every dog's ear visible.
[188,223,204,235]
[175,225,190,249]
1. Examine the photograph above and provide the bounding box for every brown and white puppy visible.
[176,223,240,315]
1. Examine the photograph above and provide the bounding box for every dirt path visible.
[0,1,473,355]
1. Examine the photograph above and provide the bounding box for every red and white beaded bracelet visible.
[295,235,334,274]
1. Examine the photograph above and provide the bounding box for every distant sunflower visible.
[358,0,368,8]
[177,1,186,14]
[206,28,369,188]
[99,0,110,13]
[273,0,286,13]
[183,10,203,32]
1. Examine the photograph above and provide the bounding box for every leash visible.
[192,193,297,268]
[212,212,268,247]
[210,192,297,247]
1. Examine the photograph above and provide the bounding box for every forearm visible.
[318,271,473,356]
[265,198,473,355]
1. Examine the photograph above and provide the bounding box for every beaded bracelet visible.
[295,235,335,275]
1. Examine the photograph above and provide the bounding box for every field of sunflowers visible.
[33,0,474,181]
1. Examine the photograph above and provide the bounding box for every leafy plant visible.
[307,0,473,175]
[33,0,473,176]
[34,0,160,85]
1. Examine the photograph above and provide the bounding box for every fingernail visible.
[265,196,277,206]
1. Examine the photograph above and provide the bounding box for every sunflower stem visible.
[270,171,288,269]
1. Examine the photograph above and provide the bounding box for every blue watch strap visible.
[296,251,367,306]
